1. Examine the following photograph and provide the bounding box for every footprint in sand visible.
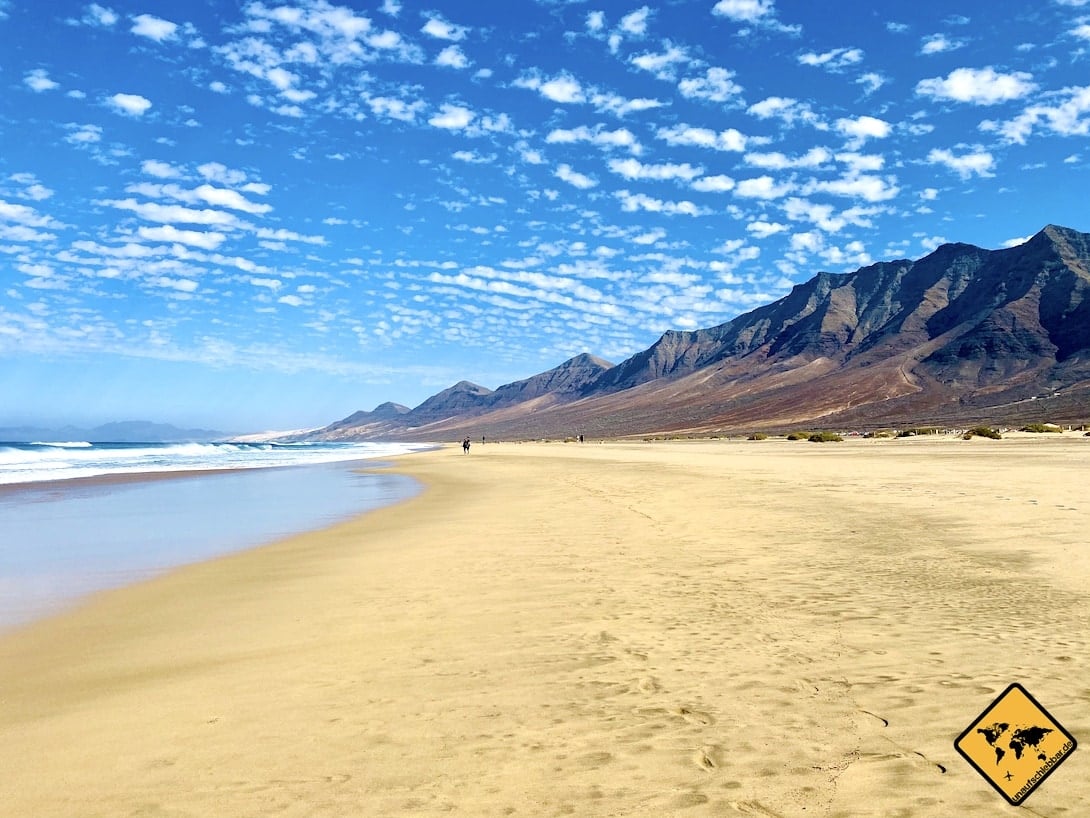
[729,800,787,816]
[677,706,715,726]
[693,745,720,770]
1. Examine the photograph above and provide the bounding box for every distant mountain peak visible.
[307,224,1090,440]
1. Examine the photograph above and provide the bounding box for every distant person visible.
[462,437,471,454]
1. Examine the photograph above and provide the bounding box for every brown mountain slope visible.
[309,225,1090,440]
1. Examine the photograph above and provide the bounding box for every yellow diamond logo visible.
[955,683,1077,805]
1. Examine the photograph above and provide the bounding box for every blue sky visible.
[1,0,1088,433]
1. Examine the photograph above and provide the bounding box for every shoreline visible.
[1,439,1087,816]
[0,457,421,632]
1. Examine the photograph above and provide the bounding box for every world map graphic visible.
[976,722,1053,765]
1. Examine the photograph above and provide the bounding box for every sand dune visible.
[1,436,1087,816]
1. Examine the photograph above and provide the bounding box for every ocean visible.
[0,439,428,485]
[0,440,430,629]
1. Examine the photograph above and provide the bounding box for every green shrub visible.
[963,426,1002,440]
[808,431,843,443]
[1020,423,1061,433]
[786,431,811,441]
[747,432,769,440]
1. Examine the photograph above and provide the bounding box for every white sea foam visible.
[0,440,431,485]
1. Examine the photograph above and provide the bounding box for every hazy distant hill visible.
[0,420,224,443]
[306,224,1090,440]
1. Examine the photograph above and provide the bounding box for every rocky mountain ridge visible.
[306,224,1090,440]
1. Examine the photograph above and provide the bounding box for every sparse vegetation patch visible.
[808,432,843,443]
[1020,423,1061,433]
[747,433,769,440]
[962,426,1002,440]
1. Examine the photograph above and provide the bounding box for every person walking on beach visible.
[462,437,471,454]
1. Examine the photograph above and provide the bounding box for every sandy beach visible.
[1,436,1087,816]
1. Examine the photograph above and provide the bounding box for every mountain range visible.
[304,224,1090,441]
[0,420,225,443]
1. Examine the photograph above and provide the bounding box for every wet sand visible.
[1,436,1088,816]
[0,461,417,629]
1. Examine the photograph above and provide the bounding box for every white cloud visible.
[591,92,665,117]
[109,92,152,116]
[798,47,863,70]
[586,11,605,32]
[712,0,775,23]
[24,69,59,92]
[916,67,1037,105]
[514,71,588,104]
[1073,23,1090,39]
[81,4,118,27]
[608,158,702,181]
[138,224,227,250]
[367,29,404,50]
[131,13,178,42]
[620,6,651,35]
[835,115,891,146]
[805,174,900,202]
[452,150,493,164]
[151,276,198,293]
[554,164,598,189]
[835,152,885,172]
[197,163,252,188]
[856,72,886,95]
[677,67,743,102]
[194,184,271,214]
[926,147,996,179]
[630,43,693,80]
[367,96,425,122]
[540,74,585,104]
[435,45,469,69]
[690,174,735,193]
[789,231,824,254]
[380,0,401,15]
[657,123,747,151]
[986,85,1090,142]
[920,33,965,54]
[141,160,183,179]
[745,147,831,169]
[421,14,468,41]
[102,198,242,227]
[1001,234,1034,248]
[278,294,305,307]
[428,103,474,130]
[747,220,787,238]
[243,2,371,43]
[748,96,824,128]
[735,176,794,199]
[0,199,61,230]
[9,173,54,202]
[615,190,707,216]
[631,228,666,245]
[546,125,640,152]
[65,123,103,144]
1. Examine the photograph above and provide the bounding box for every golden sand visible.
[1,436,1088,816]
